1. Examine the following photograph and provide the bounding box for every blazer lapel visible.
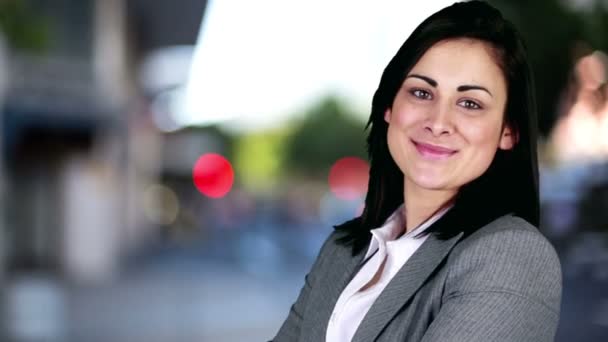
[303,237,367,342]
[352,231,464,342]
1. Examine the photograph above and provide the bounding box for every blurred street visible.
[1,0,608,341]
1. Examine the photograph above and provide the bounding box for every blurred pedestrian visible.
[550,50,608,163]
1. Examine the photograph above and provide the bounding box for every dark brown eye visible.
[411,89,432,100]
[459,99,482,110]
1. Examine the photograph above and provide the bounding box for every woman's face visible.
[385,38,515,197]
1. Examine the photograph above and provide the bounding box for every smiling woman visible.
[385,39,516,232]
[272,1,562,342]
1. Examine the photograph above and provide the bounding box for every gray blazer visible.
[272,214,562,341]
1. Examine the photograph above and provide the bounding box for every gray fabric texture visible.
[271,214,562,342]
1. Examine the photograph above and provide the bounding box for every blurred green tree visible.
[284,95,367,179]
[0,0,50,52]
[233,128,288,192]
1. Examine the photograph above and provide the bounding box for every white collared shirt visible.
[325,203,451,342]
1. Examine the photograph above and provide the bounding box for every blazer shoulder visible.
[456,214,557,257]
[446,214,562,315]
[448,215,562,312]
[471,214,538,236]
[419,215,562,342]
[307,229,353,273]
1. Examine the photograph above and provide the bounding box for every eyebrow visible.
[457,85,493,97]
[407,74,437,87]
[406,74,493,97]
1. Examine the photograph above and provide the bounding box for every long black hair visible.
[335,0,539,255]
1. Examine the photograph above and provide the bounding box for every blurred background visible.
[0,0,606,341]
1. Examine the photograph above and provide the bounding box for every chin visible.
[407,173,452,191]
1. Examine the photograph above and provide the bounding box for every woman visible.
[273,1,562,341]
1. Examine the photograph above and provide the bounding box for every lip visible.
[412,139,458,160]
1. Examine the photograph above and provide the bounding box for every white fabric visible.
[326,203,451,342]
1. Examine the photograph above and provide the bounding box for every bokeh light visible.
[328,156,369,200]
[193,153,234,198]
[142,184,180,225]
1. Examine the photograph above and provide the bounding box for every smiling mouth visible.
[411,140,458,160]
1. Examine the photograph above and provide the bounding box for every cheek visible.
[385,104,423,153]
[459,119,503,168]
[386,124,411,172]
[386,125,402,160]
[459,115,504,146]
[389,104,427,129]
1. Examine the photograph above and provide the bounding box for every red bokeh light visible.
[193,153,234,198]
[328,157,369,200]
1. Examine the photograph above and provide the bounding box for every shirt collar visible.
[364,203,452,260]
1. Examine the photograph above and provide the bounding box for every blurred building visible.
[0,1,207,340]
[0,0,206,341]
[1,0,207,279]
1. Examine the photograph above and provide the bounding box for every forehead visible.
[408,38,506,93]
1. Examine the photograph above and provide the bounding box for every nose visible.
[424,104,454,136]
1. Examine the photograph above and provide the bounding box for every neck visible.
[403,181,456,234]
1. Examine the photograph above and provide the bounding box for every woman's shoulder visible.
[445,214,562,315]
[308,229,355,267]
[453,214,558,260]
[470,213,539,234]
